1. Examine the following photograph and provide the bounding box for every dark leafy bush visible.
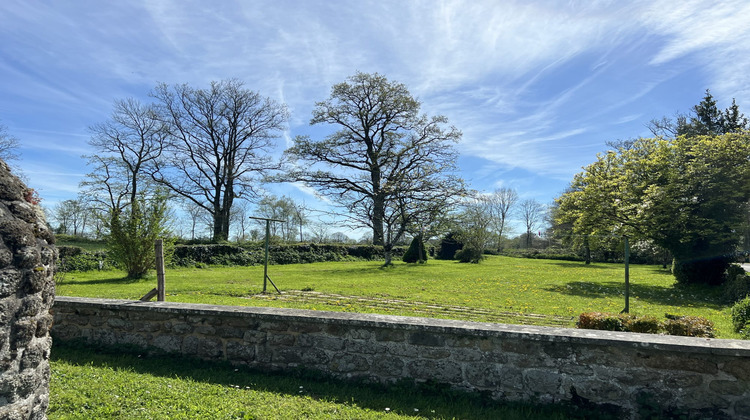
[622,315,661,334]
[455,247,484,264]
[577,312,714,337]
[402,236,427,263]
[731,296,750,335]
[436,232,462,260]
[723,265,750,303]
[662,315,715,338]
[576,312,625,331]
[672,256,731,286]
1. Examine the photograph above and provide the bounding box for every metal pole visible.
[622,236,630,313]
[263,219,270,293]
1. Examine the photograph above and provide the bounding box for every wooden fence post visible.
[155,239,165,301]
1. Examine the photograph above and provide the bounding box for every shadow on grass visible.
[544,261,618,270]
[60,275,148,286]
[544,281,725,310]
[50,341,604,420]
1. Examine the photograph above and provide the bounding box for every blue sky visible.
[2,0,750,238]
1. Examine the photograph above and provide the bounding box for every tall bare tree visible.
[84,98,166,213]
[283,72,465,265]
[485,187,518,248]
[151,79,288,242]
[519,199,545,248]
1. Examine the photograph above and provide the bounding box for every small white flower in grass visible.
[385,408,390,412]
[414,408,419,412]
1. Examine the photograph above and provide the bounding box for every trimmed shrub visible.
[622,315,661,334]
[662,315,715,338]
[576,312,625,332]
[731,296,750,335]
[577,312,715,338]
[402,236,427,263]
[436,232,462,260]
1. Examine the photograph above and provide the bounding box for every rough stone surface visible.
[51,297,750,420]
[0,161,56,420]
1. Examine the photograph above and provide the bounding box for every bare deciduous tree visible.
[485,187,518,249]
[152,79,288,242]
[519,199,545,248]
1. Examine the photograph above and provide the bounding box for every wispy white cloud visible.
[3,0,750,215]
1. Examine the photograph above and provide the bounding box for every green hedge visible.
[58,243,407,271]
[499,248,584,262]
[57,246,117,272]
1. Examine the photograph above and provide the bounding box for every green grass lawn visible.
[49,342,594,420]
[55,255,737,338]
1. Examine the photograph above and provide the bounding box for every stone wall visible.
[52,297,750,419]
[0,161,56,420]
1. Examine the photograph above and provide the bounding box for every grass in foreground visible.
[55,255,737,338]
[49,342,591,420]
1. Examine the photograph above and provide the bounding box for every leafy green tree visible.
[107,193,171,279]
[283,72,465,265]
[556,134,750,285]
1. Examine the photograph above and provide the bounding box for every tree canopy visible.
[555,133,750,285]
[283,72,465,264]
[151,79,289,241]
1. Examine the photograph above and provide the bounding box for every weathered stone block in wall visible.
[708,379,748,396]
[152,334,183,353]
[346,339,388,355]
[724,358,750,381]
[464,364,505,388]
[297,334,345,351]
[643,353,718,374]
[226,340,255,362]
[374,328,405,342]
[407,359,462,383]
[272,347,328,366]
[408,331,445,347]
[329,353,370,373]
[370,354,404,378]
[287,322,323,334]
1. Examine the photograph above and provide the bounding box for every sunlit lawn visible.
[55,255,737,338]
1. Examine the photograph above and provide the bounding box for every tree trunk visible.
[372,194,385,246]
[382,243,393,267]
[584,235,591,265]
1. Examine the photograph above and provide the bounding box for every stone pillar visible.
[0,161,57,420]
